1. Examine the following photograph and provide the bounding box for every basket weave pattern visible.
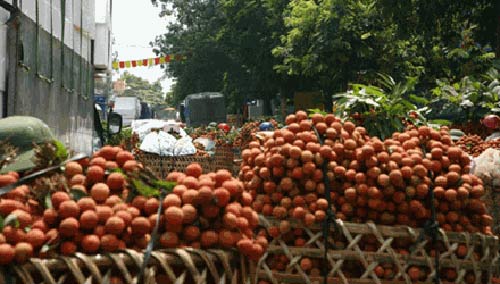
[138,148,239,179]
[0,249,245,284]
[254,216,499,284]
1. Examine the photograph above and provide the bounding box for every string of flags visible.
[112,54,185,69]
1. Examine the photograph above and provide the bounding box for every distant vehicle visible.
[247,99,265,119]
[93,105,123,152]
[156,107,180,121]
[94,95,108,120]
[154,107,183,133]
[113,97,142,126]
[140,102,154,119]
[183,92,226,127]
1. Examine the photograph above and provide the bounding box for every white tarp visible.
[486,132,500,142]
[473,148,500,188]
[140,131,196,157]
[193,138,215,151]
[132,119,186,141]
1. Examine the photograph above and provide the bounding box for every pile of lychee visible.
[241,111,493,235]
[0,146,265,265]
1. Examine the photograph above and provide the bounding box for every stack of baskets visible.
[2,249,247,284]
[137,147,239,179]
[253,216,500,284]
[136,152,216,179]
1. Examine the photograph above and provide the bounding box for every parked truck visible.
[183,92,226,127]
[112,97,142,127]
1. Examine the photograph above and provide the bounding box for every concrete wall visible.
[94,22,111,69]
[94,0,112,70]
[7,8,94,154]
[0,7,9,117]
[1,0,102,153]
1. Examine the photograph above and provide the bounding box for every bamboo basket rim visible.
[0,248,244,284]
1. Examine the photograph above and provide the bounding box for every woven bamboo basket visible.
[136,152,217,179]
[480,183,500,235]
[253,216,500,284]
[214,146,236,174]
[472,167,500,235]
[233,159,242,177]
[0,249,248,284]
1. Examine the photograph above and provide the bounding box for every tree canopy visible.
[118,71,166,106]
[150,0,499,114]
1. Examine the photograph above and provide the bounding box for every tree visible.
[219,0,290,111]
[152,0,297,115]
[151,0,498,117]
[274,0,497,96]
[118,72,166,105]
[151,0,233,106]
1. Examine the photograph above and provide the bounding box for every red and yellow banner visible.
[112,54,185,69]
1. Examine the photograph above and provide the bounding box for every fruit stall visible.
[135,120,278,178]
[0,145,261,283]
[238,111,500,284]
[0,111,500,283]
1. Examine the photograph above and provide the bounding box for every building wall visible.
[0,0,111,154]
[17,0,95,60]
[94,22,111,69]
[5,0,96,154]
[0,7,10,117]
[94,0,112,70]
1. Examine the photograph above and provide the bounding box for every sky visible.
[111,0,175,93]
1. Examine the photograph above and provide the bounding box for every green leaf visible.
[131,179,160,198]
[4,214,19,228]
[428,119,452,126]
[70,188,87,201]
[53,140,68,160]
[0,215,3,230]
[360,32,371,40]
[110,168,125,174]
[307,108,327,116]
[409,94,429,105]
[446,48,469,59]
[45,193,53,209]
[153,180,176,193]
[480,52,496,60]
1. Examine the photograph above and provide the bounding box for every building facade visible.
[0,0,113,154]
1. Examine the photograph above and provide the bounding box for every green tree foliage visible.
[152,0,299,114]
[151,0,499,115]
[428,68,500,124]
[218,0,290,111]
[151,0,233,106]
[119,71,166,105]
[333,74,427,139]
[274,0,497,91]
